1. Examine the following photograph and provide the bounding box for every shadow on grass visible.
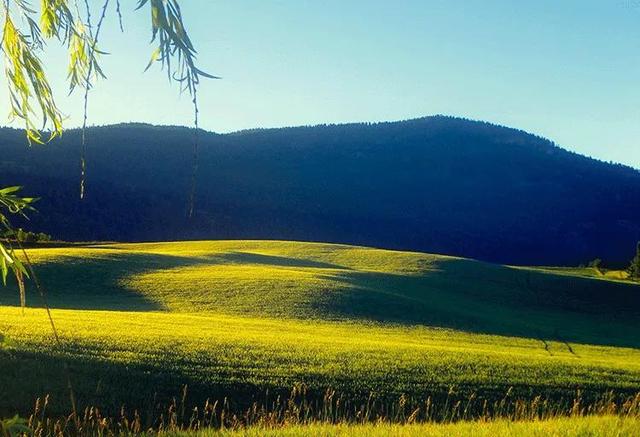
[0,347,262,418]
[1,347,637,419]
[0,250,349,312]
[316,259,640,348]
[0,252,201,311]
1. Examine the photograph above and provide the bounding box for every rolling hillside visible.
[1,241,639,416]
[1,116,639,265]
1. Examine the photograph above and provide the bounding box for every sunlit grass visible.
[184,416,640,437]
[2,305,640,414]
[523,266,633,283]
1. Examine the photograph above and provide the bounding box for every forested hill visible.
[1,115,639,266]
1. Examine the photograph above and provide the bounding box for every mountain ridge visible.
[1,115,638,266]
[2,115,637,171]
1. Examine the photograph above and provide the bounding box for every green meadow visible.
[1,240,639,431]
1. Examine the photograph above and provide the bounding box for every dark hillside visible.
[1,116,639,265]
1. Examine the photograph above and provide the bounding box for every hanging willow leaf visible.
[4,0,214,213]
[0,186,36,215]
[0,243,13,277]
[0,252,8,286]
[137,0,219,93]
[0,186,34,308]
[40,0,74,40]
[67,14,108,94]
[2,0,107,143]
[2,12,63,143]
[135,0,218,217]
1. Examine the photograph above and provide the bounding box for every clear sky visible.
[2,0,640,167]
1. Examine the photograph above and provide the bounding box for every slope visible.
[1,241,639,415]
[1,241,638,347]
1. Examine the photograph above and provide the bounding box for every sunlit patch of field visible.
[523,266,633,283]
[1,241,639,417]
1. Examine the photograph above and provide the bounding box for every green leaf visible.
[0,256,8,286]
[0,243,14,264]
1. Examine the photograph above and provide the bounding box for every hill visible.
[1,116,640,265]
[2,240,639,346]
[1,241,639,416]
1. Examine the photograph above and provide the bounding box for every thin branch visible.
[0,185,78,425]
[15,239,79,424]
[187,86,199,218]
[136,0,218,217]
[79,0,110,200]
[115,0,123,32]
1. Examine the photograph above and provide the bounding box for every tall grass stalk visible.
[19,386,640,436]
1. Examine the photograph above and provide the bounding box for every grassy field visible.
[184,416,640,436]
[1,240,639,423]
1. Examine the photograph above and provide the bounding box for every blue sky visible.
[3,0,640,167]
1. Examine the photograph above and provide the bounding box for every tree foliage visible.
[0,186,33,308]
[2,0,208,142]
[0,0,211,306]
[627,242,640,281]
